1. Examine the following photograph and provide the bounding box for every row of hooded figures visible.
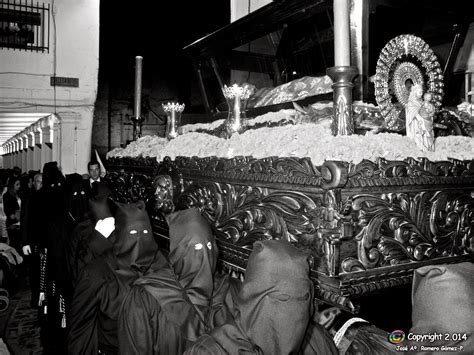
[33,164,340,355]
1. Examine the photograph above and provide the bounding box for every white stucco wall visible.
[0,0,100,174]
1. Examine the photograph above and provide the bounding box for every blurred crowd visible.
[0,160,105,353]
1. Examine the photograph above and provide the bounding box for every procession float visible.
[105,0,474,314]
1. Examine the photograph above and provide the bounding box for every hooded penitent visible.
[167,208,218,320]
[68,194,115,288]
[42,161,65,188]
[68,174,112,225]
[184,239,315,355]
[39,161,67,276]
[42,161,66,215]
[38,161,70,353]
[89,194,113,222]
[68,200,164,355]
[113,200,158,274]
[118,208,217,355]
[238,240,314,354]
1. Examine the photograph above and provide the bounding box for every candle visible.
[134,56,143,118]
[333,0,351,66]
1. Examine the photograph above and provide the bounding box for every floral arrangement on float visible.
[107,98,474,164]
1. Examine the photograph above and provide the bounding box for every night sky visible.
[99,1,230,111]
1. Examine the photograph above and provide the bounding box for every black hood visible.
[113,200,158,273]
[211,239,314,354]
[167,208,217,319]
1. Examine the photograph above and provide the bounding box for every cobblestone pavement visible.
[3,281,42,354]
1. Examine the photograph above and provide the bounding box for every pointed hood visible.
[113,200,158,273]
[167,208,217,317]
[212,239,314,354]
[42,161,65,188]
[41,161,66,214]
[89,196,113,221]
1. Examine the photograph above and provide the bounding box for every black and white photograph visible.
[0,0,473,354]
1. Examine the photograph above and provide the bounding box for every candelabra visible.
[327,66,358,136]
[162,102,185,140]
[222,84,251,138]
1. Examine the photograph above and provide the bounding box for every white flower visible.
[107,108,474,164]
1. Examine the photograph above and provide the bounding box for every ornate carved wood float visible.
[106,155,474,313]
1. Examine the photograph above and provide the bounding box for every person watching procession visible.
[69,150,107,226]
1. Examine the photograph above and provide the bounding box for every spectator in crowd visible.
[0,180,8,244]
[3,176,22,253]
[20,172,41,251]
[11,166,21,179]
[20,173,35,200]
[0,241,23,292]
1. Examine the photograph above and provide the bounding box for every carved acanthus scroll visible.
[174,156,348,189]
[104,170,155,204]
[341,191,474,273]
[347,157,474,188]
[178,182,330,247]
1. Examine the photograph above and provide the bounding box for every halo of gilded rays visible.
[374,34,444,129]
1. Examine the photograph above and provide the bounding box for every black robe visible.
[67,218,115,289]
[38,164,71,354]
[20,188,45,248]
[184,239,338,355]
[68,179,93,225]
[68,200,159,355]
[67,195,116,289]
[118,208,218,355]
[42,183,70,295]
[167,208,218,324]
[68,179,111,227]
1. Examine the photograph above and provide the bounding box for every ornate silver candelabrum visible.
[130,116,144,141]
[222,84,251,138]
[162,102,185,140]
[326,66,358,136]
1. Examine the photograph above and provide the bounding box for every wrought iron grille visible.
[0,0,50,52]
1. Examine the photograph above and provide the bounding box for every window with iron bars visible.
[0,0,50,52]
